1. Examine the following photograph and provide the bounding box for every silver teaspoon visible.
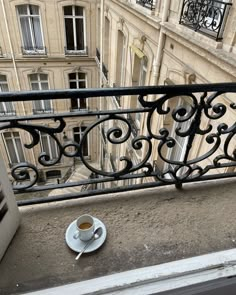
[75,227,103,261]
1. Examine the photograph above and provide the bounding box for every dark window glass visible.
[69,73,76,80]
[64,6,72,15]
[76,19,84,50]
[71,98,78,109]
[75,6,83,16]
[65,19,74,50]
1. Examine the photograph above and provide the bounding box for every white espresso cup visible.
[73,214,95,241]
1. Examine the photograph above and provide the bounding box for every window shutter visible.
[0,152,20,261]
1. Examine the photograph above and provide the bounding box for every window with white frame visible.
[64,6,86,52]
[0,75,14,115]
[29,74,52,113]
[73,126,89,157]
[17,4,44,53]
[3,132,25,164]
[69,72,87,110]
[116,30,126,87]
[40,133,59,160]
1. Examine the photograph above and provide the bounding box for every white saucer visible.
[65,217,107,253]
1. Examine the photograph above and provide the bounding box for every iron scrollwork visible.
[0,84,235,202]
[180,0,232,41]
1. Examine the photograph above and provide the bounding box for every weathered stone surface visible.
[0,178,236,294]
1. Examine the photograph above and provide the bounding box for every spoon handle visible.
[75,237,95,261]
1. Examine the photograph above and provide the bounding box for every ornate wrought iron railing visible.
[136,0,156,10]
[0,83,235,206]
[179,0,232,41]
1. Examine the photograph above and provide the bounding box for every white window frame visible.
[64,5,86,53]
[40,132,59,161]
[0,76,15,115]
[69,72,87,109]
[17,4,45,54]
[29,73,52,113]
[2,132,25,164]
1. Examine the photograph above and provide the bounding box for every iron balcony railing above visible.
[180,0,232,41]
[136,0,156,10]
[0,83,235,206]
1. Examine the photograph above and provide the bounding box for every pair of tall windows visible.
[18,5,86,54]
[2,131,58,166]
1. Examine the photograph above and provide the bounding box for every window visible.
[73,126,89,157]
[64,6,86,53]
[29,74,52,113]
[17,5,45,53]
[3,132,25,164]
[0,75,15,115]
[131,54,148,128]
[40,133,58,160]
[69,72,87,110]
[116,30,126,87]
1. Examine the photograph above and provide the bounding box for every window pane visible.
[41,82,49,90]
[18,5,27,15]
[0,83,9,92]
[75,6,83,16]
[31,82,39,90]
[29,5,39,15]
[70,82,77,89]
[49,138,58,158]
[15,137,25,162]
[20,18,33,48]
[44,100,51,110]
[80,98,86,109]
[0,75,7,82]
[32,17,43,48]
[64,6,72,16]
[6,138,18,163]
[0,103,4,113]
[78,73,85,79]
[34,100,43,110]
[79,81,86,88]
[5,102,14,112]
[40,74,48,81]
[65,19,74,50]
[30,74,38,81]
[69,73,76,80]
[76,19,84,50]
[71,98,78,109]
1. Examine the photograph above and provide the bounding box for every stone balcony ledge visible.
[1,178,236,294]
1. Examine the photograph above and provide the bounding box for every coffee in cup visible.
[73,214,95,241]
